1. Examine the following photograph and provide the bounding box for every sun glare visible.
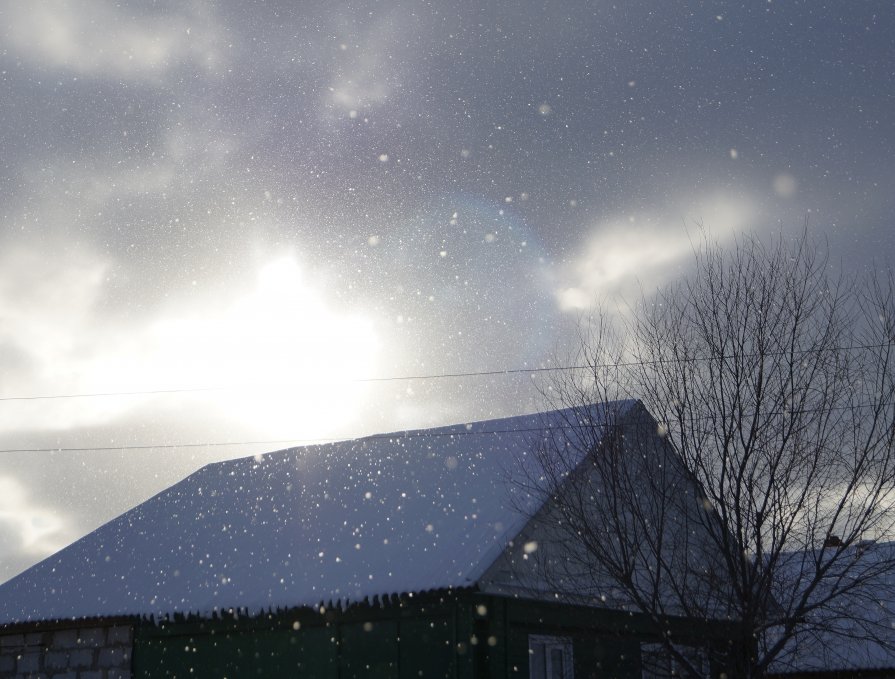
[144,257,380,438]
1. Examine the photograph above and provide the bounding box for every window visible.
[529,635,574,679]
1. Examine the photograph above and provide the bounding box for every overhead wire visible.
[0,425,569,454]
[0,339,891,454]
[1,398,893,455]
[0,340,891,403]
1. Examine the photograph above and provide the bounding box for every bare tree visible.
[521,233,895,678]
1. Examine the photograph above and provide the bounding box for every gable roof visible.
[0,400,637,624]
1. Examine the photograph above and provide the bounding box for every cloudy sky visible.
[0,0,892,581]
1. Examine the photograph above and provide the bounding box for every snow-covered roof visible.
[0,401,636,624]
[771,541,895,673]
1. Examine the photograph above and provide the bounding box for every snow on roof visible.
[0,401,636,624]
[771,540,895,673]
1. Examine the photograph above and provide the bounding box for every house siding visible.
[132,594,466,679]
[0,593,738,678]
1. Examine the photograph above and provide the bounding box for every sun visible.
[144,256,380,439]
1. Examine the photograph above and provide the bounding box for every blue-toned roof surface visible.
[0,401,635,623]
[771,541,895,673]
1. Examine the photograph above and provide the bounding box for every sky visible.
[0,0,892,582]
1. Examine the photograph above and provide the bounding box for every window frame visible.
[529,633,574,679]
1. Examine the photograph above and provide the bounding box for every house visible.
[0,401,738,678]
[768,540,895,679]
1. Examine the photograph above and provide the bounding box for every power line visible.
[1,398,892,455]
[0,368,569,403]
[0,424,573,454]
[0,341,892,404]
[0,439,311,454]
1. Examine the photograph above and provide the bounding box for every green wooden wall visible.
[133,595,466,678]
[132,592,736,678]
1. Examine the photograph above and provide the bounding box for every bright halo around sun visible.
[147,256,380,438]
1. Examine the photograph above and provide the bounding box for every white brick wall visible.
[0,625,133,679]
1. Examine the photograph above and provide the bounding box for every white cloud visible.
[0,476,71,561]
[554,224,690,311]
[322,12,408,117]
[554,194,755,311]
[0,246,133,431]
[0,246,107,382]
[2,0,225,80]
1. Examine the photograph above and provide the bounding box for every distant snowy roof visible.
[0,401,636,624]
[771,541,895,673]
